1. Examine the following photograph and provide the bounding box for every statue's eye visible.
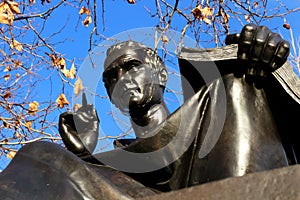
[103,69,119,85]
[123,60,142,71]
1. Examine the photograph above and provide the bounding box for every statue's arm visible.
[59,93,99,157]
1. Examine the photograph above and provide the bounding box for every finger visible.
[271,40,290,70]
[225,33,240,45]
[261,33,282,65]
[82,92,88,107]
[250,26,271,62]
[246,63,266,77]
[238,23,257,60]
[75,111,95,123]
[91,108,100,122]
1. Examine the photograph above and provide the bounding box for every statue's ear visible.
[159,68,168,86]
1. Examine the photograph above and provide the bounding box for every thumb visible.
[225,33,240,45]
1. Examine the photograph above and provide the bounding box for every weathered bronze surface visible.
[0,24,300,199]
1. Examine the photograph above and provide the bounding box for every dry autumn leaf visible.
[61,61,76,79]
[7,1,21,14]
[245,14,250,22]
[283,23,291,30]
[3,91,12,99]
[162,35,169,45]
[74,77,84,97]
[0,1,20,25]
[56,93,69,108]
[4,66,11,72]
[127,0,136,4]
[0,12,13,25]
[79,6,92,27]
[79,6,91,15]
[7,151,16,159]
[25,121,32,131]
[83,16,92,27]
[10,39,23,52]
[4,74,11,81]
[56,57,66,69]
[73,103,82,111]
[48,54,66,70]
[28,101,39,115]
[69,61,76,79]
[192,5,213,25]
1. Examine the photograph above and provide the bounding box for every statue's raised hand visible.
[225,23,290,84]
[59,93,99,157]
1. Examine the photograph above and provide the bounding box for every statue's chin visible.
[129,96,143,107]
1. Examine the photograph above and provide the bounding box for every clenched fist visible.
[59,93,99,157]
[226,23,290,85]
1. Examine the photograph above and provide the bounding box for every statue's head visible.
[102,41,168,114]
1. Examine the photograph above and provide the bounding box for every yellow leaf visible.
[14,132,22,139]
[49,54,66,70]
[203,17,211,25]
[28,101,39,115]
[79,6,85,14]
[69,61,76,79]
[7,151,16,159]
[79,6,90,15]
[6,1,21,14]
[162,35,169,45]
[201,6,213,17]
[74,77,84,97]
[127,0,135,4]
[4,74,11,81]
[0,13,13,25]
[56,93,69,108]
[191,5,213,24]
[83,16,92,27]
[10,39,23,52]
[57,57,66,70]
[61,61,76,79]
[245,15,250,22]
[25,121,32,131]
[0,1,19,25]
[4,66,11,72]
[73,103,82,111]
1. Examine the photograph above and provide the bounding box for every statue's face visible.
[103,56,162,113]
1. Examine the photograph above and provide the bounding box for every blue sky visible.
[1,0,300,170]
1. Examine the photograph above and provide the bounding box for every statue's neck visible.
[130,102,170,138]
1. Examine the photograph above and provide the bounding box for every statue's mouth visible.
[122,87,140,97]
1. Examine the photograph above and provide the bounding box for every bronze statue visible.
[59,23,298,189]
[1,24,300,199]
